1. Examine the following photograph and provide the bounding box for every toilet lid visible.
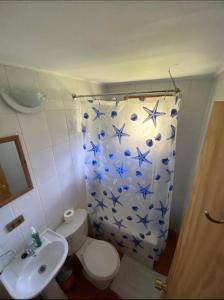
[83,240,120,280]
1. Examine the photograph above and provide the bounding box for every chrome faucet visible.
[0,249,16,275]
[24,242,37,257]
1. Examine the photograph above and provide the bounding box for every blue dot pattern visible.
[80,97,180,265]
[124,150,131,156]
[130,113,138,121]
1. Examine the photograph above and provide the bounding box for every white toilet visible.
[56,209,120,290]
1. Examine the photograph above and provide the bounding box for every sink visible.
[0,228,68,299]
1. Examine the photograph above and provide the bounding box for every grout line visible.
[3,65,11,89]
[16,112,49,237]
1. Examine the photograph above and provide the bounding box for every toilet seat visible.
[82,239,120,281]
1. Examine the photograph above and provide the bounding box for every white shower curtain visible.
[79,95,180,265]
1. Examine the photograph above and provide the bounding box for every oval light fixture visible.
[0,89,46,114]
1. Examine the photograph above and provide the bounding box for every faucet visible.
[24,242,37,257]
[0,250,16,275]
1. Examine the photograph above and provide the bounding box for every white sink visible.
[0,228,68,299]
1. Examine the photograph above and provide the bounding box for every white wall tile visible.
[0,204,14,237]
[0,65,13,120]
[38,177,64,230]
[58,166,79,211]
[29,148,57,187]
[38,73,61,91]
[69,134,86,208]
[0,114,21,137]
[0,65,19,114]
[59,77,76,93]
[43,89,64,111]
[0,65,8,89]
[0,97,16,115]
[44,99,64,111]
[69,133,85,182]
[11,189,46,243]
[65,109,81,132]
[46,111,69,145]
[18,112,52,152]
[63,97,78,110]
[0,227,25,254]
[0,204,25,253]
[6,66,39,90]
[52,142,73,174]
[62,90,78,110]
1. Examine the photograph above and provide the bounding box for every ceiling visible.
[0,1,224,83]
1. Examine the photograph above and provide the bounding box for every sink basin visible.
[0,228,68,299]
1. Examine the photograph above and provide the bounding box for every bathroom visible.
[0,1,224,299]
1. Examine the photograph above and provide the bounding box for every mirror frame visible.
[0,135,33,207]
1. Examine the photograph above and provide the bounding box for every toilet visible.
[56,209,120,290]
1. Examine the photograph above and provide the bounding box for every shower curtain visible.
[79,95,180,265]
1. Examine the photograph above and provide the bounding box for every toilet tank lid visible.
[56,209,87,238]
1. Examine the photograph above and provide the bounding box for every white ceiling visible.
[0,1,224,83]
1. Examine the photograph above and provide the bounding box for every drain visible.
[38,265,47,274]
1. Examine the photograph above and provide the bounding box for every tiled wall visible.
[0,64,101,254]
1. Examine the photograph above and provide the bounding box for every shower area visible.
[77,91,180,267]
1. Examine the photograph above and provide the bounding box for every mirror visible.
[0,135,33,207]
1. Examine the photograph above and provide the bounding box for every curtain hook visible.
[112,96,119,107]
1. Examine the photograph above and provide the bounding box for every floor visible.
[60,230,178,299]
[110,255,167,299]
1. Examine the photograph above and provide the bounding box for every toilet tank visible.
[56,209,88,255]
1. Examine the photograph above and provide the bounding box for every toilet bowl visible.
[56,209,120,289]
[77,237,120,289]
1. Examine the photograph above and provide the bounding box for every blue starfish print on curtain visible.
[166,169,174,183]
[113,217,127,230]
[115,239,127,248]
[136,183,153,200]
[154,201,169,218]
[112,123,129,144]
[88,141,100,157]
[93,221,103,233]
[155,133,162,141]
[90,206,99,215]
[130,236,144,249]
[143,100,166,127]
[94,198,108,211]
[92,107,105,120]
[158,229,169,239]
[167,125,176,142]
[132,147,152,168]
[114,163,128,179]
[136,214,152,228]
[94,170,103,182]
[108,192,123,207]
[81,125,87,136]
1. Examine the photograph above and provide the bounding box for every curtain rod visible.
[72,88,180,100]
[72,69,180,100]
